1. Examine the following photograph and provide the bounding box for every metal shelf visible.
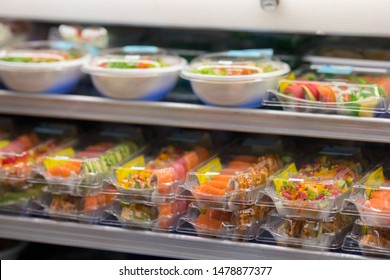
[1,0,389,37]
[0,215,367,260]
[0,90,389,143]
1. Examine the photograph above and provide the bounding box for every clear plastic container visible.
[292,64,390,101]
[83,46,186,100]
[176,143,283,211]
[181,49,290,108]
[27,185,113,223]
[0,124,77,189]
[263,79,387,117]
[303,46,390,69]
[257,212,355,250]
[0,40,88,93]
[109,132,214,204]
[29,127,144,195]
[176,203,271,240]
[342,219,390,257]
[100,198,189,231]
[256,146,366,219]
[341,161,390,228]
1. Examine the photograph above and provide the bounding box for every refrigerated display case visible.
[0,1,389,260]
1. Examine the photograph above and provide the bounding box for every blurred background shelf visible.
[0,215,368,260]
[0,89,389,143]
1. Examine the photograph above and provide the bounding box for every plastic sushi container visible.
[257,212,356,251]
[180,49,290,108]
[27,185,113,223]
[176,203,271,241]
[0,123,77,189]
[108,131,214,204]
[341,160,390,228]
[0,40,88,93]
[263,78,387,118]
[290,64,390,102]
[100,198,189,231]
[303,46,390,69]
[83,46,187,100]
[256,146,366,219]
[342,219,390,257]
[0,123,77,214]
[176,139,283,211]
[29,126,144,195]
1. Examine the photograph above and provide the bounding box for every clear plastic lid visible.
[108,131,214,205]
[83,46,187,77]
[27,186,112,224]
[0,40,88,70]
[0,124,78,189]
[176,142,282,211]
[0,184,42,215]
[256,146,366,219]
[263,79,387,117]
[341,160,390,228]
[181,49,290,82]
[257,212,355,250]
[29,127,144,194]
[342,219,390,257]
[176,203,269,240]
[100,198,189,231]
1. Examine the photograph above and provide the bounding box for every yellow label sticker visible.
[43,147,76,170]
[54,147,76,158]
[115,155,147,188]
[273,162,297,193]
[122,155,146,169]
[0,140,10,149]
[196,157,223,185]
[364,166,385,198]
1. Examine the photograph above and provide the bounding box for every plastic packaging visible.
[341,160,390,228]
[181,50,290,108]
[256,146,366,219]
[0,40,88,93]
[0,124,77,189]
[291,64,390,101]
[342,219,390,257]
[257,212,355,250]
[176,141,283,211]
[29,127,144,194]
[303,46,390,69]
[83,46,186,100]
[27,185,112,223]
[176,203,271,240]
[109,131,214,204]
[100,198,189,231]
[263,79,387,117]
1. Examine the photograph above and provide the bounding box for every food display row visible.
[1,39,390,118]
[0,121,389,258]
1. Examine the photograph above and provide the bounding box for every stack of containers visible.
[341,160,390,257]
[255,146,367,251]
[180,49,290,108]
[102,131,215,232]
[27,126,144,223]
[0,123,78,214]
[176,137,285,241]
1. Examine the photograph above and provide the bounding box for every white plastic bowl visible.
[181,51,290,108]
[83,46,187,100]
[0,41,88,93]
